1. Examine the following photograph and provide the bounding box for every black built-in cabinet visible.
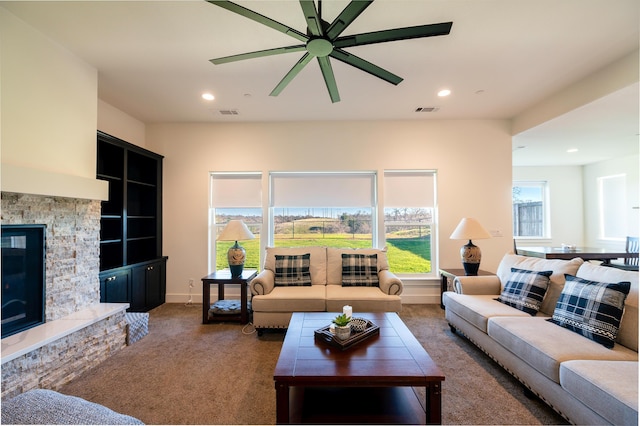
[97,131,167,312]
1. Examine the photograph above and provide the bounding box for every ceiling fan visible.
[207,0,453,103]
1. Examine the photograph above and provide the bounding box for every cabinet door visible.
[131,259,166,311]
[130,267,147,312]
[99,270,130,303]
[145,260,166,310]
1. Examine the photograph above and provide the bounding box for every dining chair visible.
[625,236,639,267]
[607,236,639,271]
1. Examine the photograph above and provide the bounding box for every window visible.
[512,181,548,238]
[269,172,375,248]
[383,171,436,275]
[598,174,626,240]
[209,173,262,272]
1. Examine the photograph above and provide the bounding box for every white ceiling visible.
[2,0,638,166]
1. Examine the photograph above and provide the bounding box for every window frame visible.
[512,180,550,240]
[209,172,263,273]
[598,174,627,241]
[382,170,437,278]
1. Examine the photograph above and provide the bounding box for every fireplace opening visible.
[1,224,46,339]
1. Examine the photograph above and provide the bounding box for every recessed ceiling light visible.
[567,148,579,153]
[202,93,215,101]
[437,89,451,97]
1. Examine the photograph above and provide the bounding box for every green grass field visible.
[216,235,431,273]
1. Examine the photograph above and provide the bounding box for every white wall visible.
[0,7,106,200]
[513,165,584,247]
[97,100,146,149]
[146,120,514,304]
[514,155,639,251]
[583,154,639,248]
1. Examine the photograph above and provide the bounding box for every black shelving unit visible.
[96,131,167,312]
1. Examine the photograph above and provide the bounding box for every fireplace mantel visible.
[1,163,108,201]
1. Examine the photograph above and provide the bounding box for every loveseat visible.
[250,246,403,332]
[443,253,638,425]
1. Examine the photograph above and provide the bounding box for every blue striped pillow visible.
[547,275,630,348]
[496,267,552,315]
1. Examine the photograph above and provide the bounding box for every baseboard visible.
[165,293,440,305]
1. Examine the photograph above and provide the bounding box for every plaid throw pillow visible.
[496,268,552,315]
[547,274,631,348]
[341,254,379,287]
[274,253,312,286]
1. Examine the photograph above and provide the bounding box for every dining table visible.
[517,246,638,264]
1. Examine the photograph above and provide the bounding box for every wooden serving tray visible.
[314,319,380,350]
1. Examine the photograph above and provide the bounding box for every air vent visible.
[218,109,239,115]
[415,107,440,113]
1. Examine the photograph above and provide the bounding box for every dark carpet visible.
[58,303,567,425]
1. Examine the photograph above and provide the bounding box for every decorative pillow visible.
[547,274,631,348]
[274,253,312,286]
[341,254,379,287]
[495,268,552,315]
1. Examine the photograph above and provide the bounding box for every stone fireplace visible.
[1,192,128,400]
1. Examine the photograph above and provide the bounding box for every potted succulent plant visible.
[332,313,351,340]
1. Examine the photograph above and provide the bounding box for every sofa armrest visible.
[250,270,275,295]
[454,275,501,295]
[378,270,403,295]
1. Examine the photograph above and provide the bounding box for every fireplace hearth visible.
[1,224,46,338]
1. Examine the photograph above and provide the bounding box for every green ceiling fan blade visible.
[299,0,323,37]
[334,22,453,48]
[325,1,373,40]
[317,56,340,103]
[210,45,306,65]
[207,0,308,43]
[330,48,402,85]
[270,53,314,97]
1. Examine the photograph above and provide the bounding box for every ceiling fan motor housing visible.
[307,38,333,57]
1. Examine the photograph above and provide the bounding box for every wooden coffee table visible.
[274,312,445,424]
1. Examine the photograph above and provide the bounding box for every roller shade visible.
[270,172,375,207]
[384,171,435,208]
[210,173,262,208]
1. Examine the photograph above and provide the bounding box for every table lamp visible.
[450,218,491,275]
[217,220,255,277]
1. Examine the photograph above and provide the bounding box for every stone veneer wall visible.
[1,192,128,400]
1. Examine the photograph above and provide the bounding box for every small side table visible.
[201,269,257,324]
[439,268,493,309]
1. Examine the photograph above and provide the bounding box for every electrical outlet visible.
[188,278,194,288]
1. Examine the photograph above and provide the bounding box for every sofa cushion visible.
[496,268,552,315]
[325,285,401,312]
[488,316,638,384]
[496,254,584,316]
[264,246,327,285]
[560,360,638,426]
[251,285,326,312]
[0,389,144,425]
[577,261,638,351]
[341,253,379,287]
[547,274,630,348]
[327,247,389,285]
[274,253,312,286]
[443,293,532,334]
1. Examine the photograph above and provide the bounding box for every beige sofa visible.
[250,246,403,332]
[443,254,638,425]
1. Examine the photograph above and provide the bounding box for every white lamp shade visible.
[450,218,491,240]
[217,220,255,242]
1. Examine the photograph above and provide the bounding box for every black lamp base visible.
[462,262,480,276]
[229,264,244,278]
